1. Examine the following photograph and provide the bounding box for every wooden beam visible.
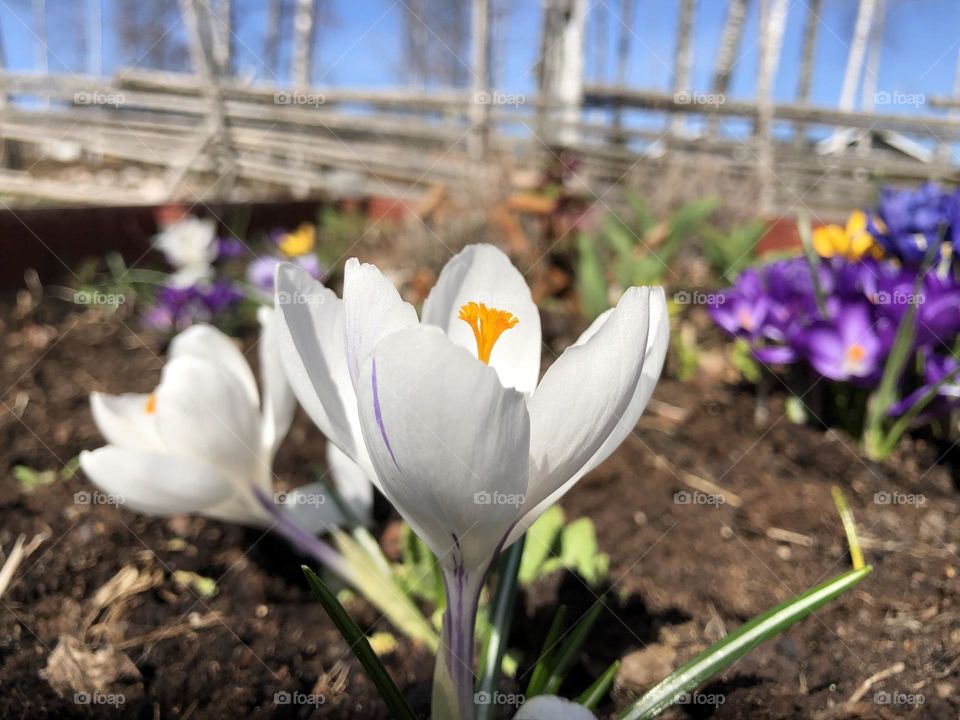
[583,85,960,140]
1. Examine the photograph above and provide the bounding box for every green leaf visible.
[332,530,439,650]
[302,566,417,720]
[540,600,605,696]
[14,465,57,492]
[525,605,568,697]
[831,487,864,570]
[476,538,525,720]
[559,518,609,588]
[578,660,620,710]
[519,506,565,585]
[619,566,873,720]
[576,233,610,320]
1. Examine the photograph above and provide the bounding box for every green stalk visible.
[302,566,417,720]
[620,566,873,720]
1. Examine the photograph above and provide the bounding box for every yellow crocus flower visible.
[812,211,883,261]
[278,222,316,257]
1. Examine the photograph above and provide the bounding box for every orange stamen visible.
[145,394,157,415]
[458,302,519,364]
[847,344,866,364]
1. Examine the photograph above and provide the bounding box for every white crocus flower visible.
[80,307,371,531]
[154,215,218,287]
[513,696,597,720]
[276,244,668,720]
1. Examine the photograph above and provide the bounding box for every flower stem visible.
[432,565,483,720]
[252,487,358,584]
[253,488,440,650]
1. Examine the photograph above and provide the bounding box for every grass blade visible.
[476,538,525,720]
[831,487,864,570]
[541,600,605,696]
[619,566,873,720]
[577,659,620,710]
[525,605,568,697]
[302,566,417,720]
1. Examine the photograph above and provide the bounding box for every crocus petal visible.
[90,392,164,452]
[153,356,263,487]
[509,287,668,546]
[79,447,233,516]
[257,306,296,460]
[513,696,598,720]
[356,326,530,573]
[421,244,542,393]
[342,258,420,388]
[326,443,374,525]
[274,264,375,480]
[278,480,346,534]
[169,323,260,408]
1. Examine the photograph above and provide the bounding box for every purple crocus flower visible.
[871,183,952,265]
[888,353,960,418]
[215,236,246,260]
[800,302,891,384]
[143,281,244,332]
[246,253,323,296]
[709,269,770,338]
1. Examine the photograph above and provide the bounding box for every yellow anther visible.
[458,302,519,364]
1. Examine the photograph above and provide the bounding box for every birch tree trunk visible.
[792,0,822,146]
[669,0,696,135]
[210,0,232,77]
[755,0,788,216]
[707,0,749,137]
[264,0,283,80]
[838,0,877,111]
[612,0,634,134]
[470,0,491,160]
[538,0,587,147]
[292,0,316,88]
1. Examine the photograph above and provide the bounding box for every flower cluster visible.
[868,182,960,265]
[247,222,323,297]
[711,184,960,420]
[145,215,244,331]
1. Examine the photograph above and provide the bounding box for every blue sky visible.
[0,0,957,114]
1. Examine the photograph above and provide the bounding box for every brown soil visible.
[0,295,958,720]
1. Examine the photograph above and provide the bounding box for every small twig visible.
[846,661,905,704]
[766,527,815,547]
[0,532,48,599]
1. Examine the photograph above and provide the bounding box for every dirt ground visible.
[0,292,958,719]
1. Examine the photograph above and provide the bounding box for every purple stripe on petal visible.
[371,356,401,470]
